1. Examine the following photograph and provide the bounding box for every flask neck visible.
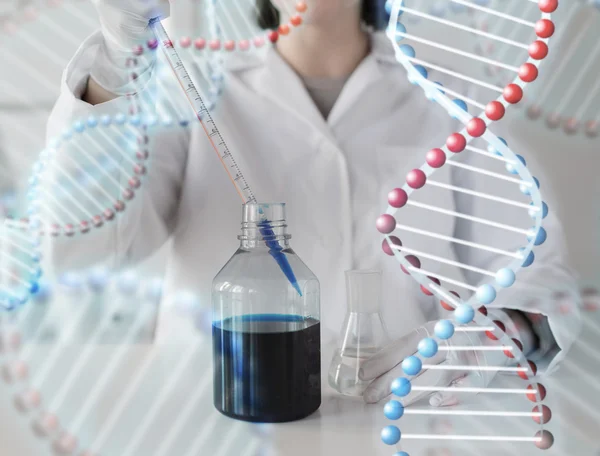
[238,203,292,249]
[346,269,383,314]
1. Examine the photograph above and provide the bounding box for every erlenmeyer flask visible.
[328,269,391,396]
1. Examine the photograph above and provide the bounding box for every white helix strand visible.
[378,0,557,452]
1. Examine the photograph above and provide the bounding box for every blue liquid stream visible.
[258,221,303,296]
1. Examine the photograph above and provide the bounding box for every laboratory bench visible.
[0,302,599,456]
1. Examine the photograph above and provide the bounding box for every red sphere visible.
[504,338,523,358]
[426,148,446,168]
[467,117,486,137]
[534,430,554,450]
[519,63,538,82]
[382,236,402,256]
[421,276,441,296]
[585,120,599,138]
[478,305,488,316]
[224,40,236,51]
[291,15,303,26]
[485,320,505,340]
[406,169,427,189]
[518,360,537,380]
[278,24,290,35]
[538,0,558,13]
[503,84,523,104]
[535,19,555,38]
[267,31,279,43]
[209,39,221,51]
[526,383,547,402]
[440,290,460,311]
[388,188,408,208]
[446,133,466,153]
[485,101,505,121]
[401,255,421,274]
[376,214,397,234]
[529,41,549,60]
[532,405,552,424]
[546,113,561,129]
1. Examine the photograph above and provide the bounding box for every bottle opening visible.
[239,203,291,242]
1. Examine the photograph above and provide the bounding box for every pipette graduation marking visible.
[147,17,302,296]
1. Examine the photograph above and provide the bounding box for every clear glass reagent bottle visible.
[212,203,321,422]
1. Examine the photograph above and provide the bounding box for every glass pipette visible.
[147,17,302,296]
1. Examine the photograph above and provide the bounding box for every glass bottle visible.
[328,269,391,396]
[212,203,321,423]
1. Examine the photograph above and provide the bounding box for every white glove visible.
[90,0,170,95]
[359,317,516,406]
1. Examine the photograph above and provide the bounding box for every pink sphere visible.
[401,255,421,274]
[446,133,466,153]
[406,169,427,189]
[534,430,554,450]
[426,148,446,168]
[179,37,192,48]
[532,405,552,424]
[585,120,599,138]
[32,413,60,438]
[376,214,396,234]
[421,276,441,296]
[388,188,408,208]
[14,390,42,412]
[382,236,402,256]
[466,118,486,137]
[527,105,542,120]
[53,432,78,455]
[526,383,547,402]
[546,113,561,129]
[563,118,579,135]
[239,40,250,51]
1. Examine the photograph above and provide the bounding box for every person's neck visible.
[275,18,370,79]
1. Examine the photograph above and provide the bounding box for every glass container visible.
[212,203,321,422]
[328,269,391,396]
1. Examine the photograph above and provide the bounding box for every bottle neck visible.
[238,203,292,249]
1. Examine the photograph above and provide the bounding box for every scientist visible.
[46,0,581,406]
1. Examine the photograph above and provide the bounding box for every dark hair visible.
[256,0,385,30]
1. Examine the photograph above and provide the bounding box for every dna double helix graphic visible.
[473,0,600,137]
[376,0,556,452]
[0,268,261,456]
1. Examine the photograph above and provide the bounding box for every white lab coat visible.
[45,30,581,372]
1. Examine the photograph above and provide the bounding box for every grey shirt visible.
[302,75,350,119]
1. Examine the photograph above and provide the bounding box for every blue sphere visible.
[88,268,110,292]
[399,44,415,58]
[381,425,401,445]
[385,0,393,14]
[384,400,405,420]
[506,155,526,174]
[391,377,412,397]
[488,136,508,155]
[393,453,410,456]
[29,281,40,294]
[434,320,455,339]
[454,304,475,324]
[529,201,548,219]
[496,268,516,288]
[453,99,468,113]
[129,115,141,126]
[62,129,73,140]
[528,227,547,246]
[521,177,540,195]
[402,356,422,376]
[519,248,535,267]
[115,113,126,125]
[87,116,98,128]
[100,114,112,126]
[414,65,428,79]
[418,337,438,358]
[396,23,407,40]
[476,284,497,304]
[73,121,85,133]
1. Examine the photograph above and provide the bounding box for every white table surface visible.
[1,301,599,456]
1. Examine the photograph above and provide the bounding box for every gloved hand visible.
[90,0,170,95]
[359,317,515,406]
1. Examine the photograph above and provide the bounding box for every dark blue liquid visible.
[212,314,321,422]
